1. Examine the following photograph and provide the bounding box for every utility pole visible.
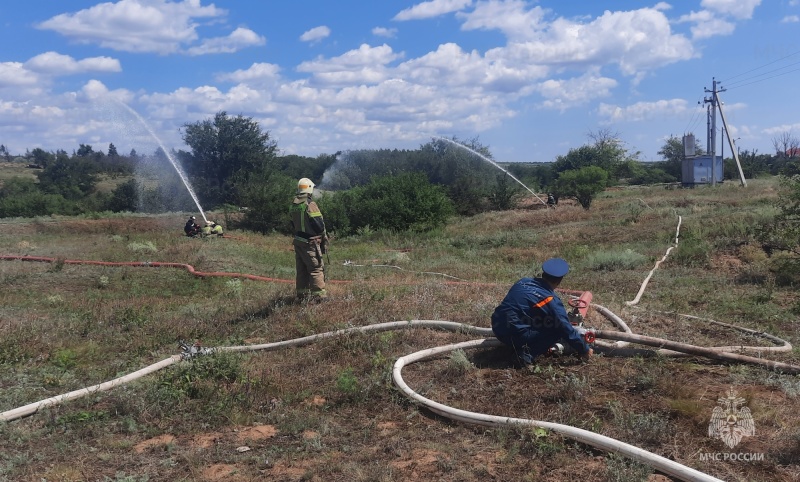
[704,79,719,186]
[704,77,747,187]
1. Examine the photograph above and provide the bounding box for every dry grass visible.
[0,178,799,482]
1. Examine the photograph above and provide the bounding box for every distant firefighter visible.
[210,221,223,236]
[184,216,200,237]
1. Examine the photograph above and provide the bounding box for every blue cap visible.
[542,258,569,278]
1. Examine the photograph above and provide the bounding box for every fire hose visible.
[2,310,796,482]
[2,255,797,481]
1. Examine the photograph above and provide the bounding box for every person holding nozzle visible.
[210,221,224,236]
[289,177,329,301]
[491,257,593,367]
[184,216,200,237]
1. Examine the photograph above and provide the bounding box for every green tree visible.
[29,148,54,168]
[0,177,75,217]
[106,179,139,212]
[276,153,337,181]
[107,143,119,157]
[181,111,278,206]
[487,173,520,210]
[76,144,94,157]
[237,169,296,234]
[553,130,632,179]
[36,156,98,200]
[554,166,609,209]
[447,172,488,215]
[344,172,454,233]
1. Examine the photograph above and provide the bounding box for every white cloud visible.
[0,62,40,87]
[216,62,281,85]
[537,73,617,110]
[677,1,760,39]
[186,27,265,55]
[781,15,800,23]
[701,0,762,19]
[457,0,549,41]
[372,27,398,38]
[37,0,234,55]
[597,99,690,122]
[297,44,400,86]
[678,10,736,39]
[481,6,695,76]
[25,52,121,75]
[763,123,800,136]
[300,26,331,43]
[394,0,473,21]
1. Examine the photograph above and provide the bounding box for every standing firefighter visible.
[491,258,592,367]
[290,178,329,301]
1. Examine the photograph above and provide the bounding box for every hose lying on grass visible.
[1,242,796,481]
[2,310,796,482]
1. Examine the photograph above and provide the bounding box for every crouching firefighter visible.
[491,258,593,367]
[290,177,329,301]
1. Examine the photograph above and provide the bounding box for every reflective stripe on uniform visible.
[533,296,554,308]
[290,202,308,233]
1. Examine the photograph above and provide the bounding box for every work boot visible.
[308,294,328,304]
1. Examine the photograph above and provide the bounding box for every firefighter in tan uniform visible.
[290,178,329,300]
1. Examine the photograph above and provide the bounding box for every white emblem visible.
[708,389,755,448]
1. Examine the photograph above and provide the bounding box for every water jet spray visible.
[114,101,208,223]
[436,137,547,206]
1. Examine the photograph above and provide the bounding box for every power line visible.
[684,100,705,135]
[719,48,800,83]
[725,66,800,91]
[722,59,800,89]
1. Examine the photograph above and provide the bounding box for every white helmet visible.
[297,178,315,194]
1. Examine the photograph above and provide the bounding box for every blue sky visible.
[1,0,798,164]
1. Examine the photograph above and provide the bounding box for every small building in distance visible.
[682,155,724,187]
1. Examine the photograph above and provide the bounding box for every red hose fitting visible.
[584,330,596,344]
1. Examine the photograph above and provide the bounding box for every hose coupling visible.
[179,340,214,359]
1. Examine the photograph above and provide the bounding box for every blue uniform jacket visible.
[491,277,590,358]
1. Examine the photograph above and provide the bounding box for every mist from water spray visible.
[436,137,546,206]
[115,101,208,222]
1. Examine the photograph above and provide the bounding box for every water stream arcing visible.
[115,102,208,222]
[436,137,547,206]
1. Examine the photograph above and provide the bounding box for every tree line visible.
[1,113,799,244]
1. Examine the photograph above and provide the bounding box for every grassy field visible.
[0,162,39,185]
[0,178,799,482]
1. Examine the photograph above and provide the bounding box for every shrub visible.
[345,172,454,233]
[554,166,609,209]
[237,170,296,234]
[757,175,800,284]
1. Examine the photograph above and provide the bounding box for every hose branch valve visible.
[575,326,597,345]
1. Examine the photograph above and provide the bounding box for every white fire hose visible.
[3,312,796,482]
